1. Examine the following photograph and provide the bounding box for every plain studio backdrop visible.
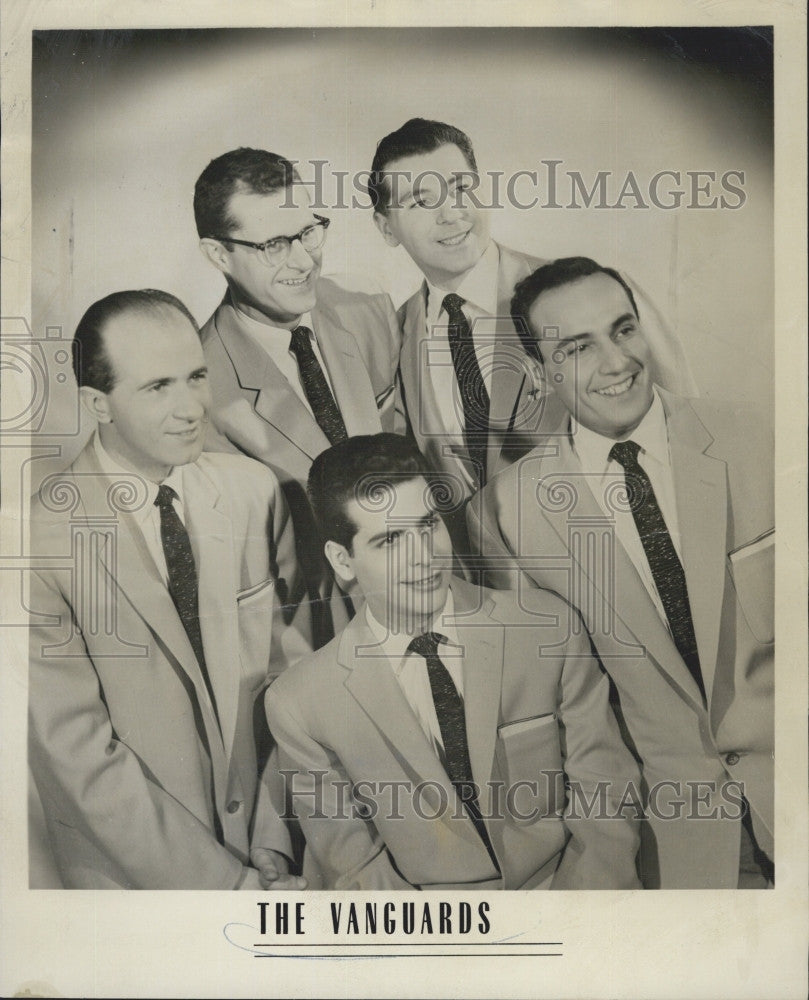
[29,27,773,480]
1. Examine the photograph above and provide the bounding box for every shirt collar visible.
[572,386,669,475]
[234,303,315,343]
[93,432,186,524]
[425,240,499,327]
[365,586,461,675]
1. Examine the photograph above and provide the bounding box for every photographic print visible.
[1,3,806,998]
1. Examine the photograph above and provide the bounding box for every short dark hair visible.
[510,257,640,363]
[193,147,298,240]
[369,118,478,214]
[307,433,431,552]
[72,289,199,393]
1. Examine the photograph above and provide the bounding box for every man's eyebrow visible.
[190,365,208,377]
[399,174,454,203]
[542,331,592,348]
[137,375,175,390]
[610,312,637,333]
[366,511,436,544]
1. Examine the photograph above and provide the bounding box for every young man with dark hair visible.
[468,258,774,889]
[29,289,310,889]
[264,432,642,891]
[370,120,546,516]
[369,120,694,553]
[195,147,404,645]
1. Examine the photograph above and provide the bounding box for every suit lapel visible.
[340,616,456,792]
[214,299,329,460]
[338,612,497,871]
[488,244,536,437]
[448,582,504,817]
[494,243,537,323]
[486,244,568,476]
[532,437,706,710]
[400,284,471,487]
[72,447,226,754]
[183,461,241,759]
[313,301,381,436]
[661,391,728,705]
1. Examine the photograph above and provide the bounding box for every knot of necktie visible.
[154,483,178,509]
[608,439,642,470]
[289,325,313,353]
[441,293,467,331]
[407,631,447,660]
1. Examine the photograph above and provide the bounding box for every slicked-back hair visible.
[193,147,298,241]
[72,289,199,393]
[369,118,478,214]
[510,257,640,363]
[307,433,431,552]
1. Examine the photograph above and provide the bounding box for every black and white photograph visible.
[1,2,806,998]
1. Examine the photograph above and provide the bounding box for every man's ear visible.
[324,540,355,585]
[373,211,400,248]
[79,385,113,424]
[199,238,231,275]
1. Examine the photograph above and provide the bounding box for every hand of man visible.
[247,848,307,891]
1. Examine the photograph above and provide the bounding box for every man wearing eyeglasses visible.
[195,147,403,646]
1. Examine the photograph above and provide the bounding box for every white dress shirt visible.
[423,240,500,440]
[571,389,683,628]
[93,433,186,589]
[365,589,465,761]
[235,307,336,418]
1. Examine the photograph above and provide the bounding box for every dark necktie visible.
[407,632,498,868]
[154,484,219,716]
[288,325,348,445]
[442,293,490,489]
[608,440,705,699]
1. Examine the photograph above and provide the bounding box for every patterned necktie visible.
[442,294,490,489]
[154,484,218,716]
[407,631,498,868]
[608,440,705,699]
[288,325,348,445]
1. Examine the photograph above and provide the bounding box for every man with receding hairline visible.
[28,289,310,889]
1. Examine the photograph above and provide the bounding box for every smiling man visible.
[368,120,693,557]
[195,147,403,645]
[369,119,546,530]
[28,289,310,889]
[264,433,642,891]
[467,257,775,889]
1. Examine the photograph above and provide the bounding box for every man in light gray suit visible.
[29,290,310,889]
[369,119,690,555]
[468,258,774,889]
[266,433,642,891]
[195,147,404,645]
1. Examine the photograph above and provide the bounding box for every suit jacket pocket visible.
[237,578,275,689]
[728,529,774,643]
[495,714,564,824]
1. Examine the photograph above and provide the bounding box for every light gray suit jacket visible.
[468,390,774,887]
[201,278,403,644]
[266,579,641,891]
[28,442,311,888]
[397,243,550,507]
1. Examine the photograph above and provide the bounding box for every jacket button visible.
[725,752,740,766]
[226,800,241,814]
